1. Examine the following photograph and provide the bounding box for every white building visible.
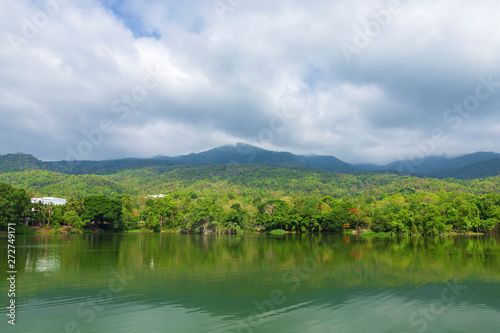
[145,194,167,199]
[31,197,67,205]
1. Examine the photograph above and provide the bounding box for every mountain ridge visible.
[1,143,499,179]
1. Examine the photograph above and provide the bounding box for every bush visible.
[268,229,286,235]
[360,230,376,238]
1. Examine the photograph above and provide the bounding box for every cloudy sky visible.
[1,0,500,164]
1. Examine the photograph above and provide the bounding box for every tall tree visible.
[81,195,123,231]
[0,182,31,230]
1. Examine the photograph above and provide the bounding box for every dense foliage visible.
[0,182,31,229]
[2,165,500,200]
[1,163,499,235]
[0,152,46,173]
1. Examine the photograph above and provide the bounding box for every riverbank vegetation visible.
[1,164,499,235]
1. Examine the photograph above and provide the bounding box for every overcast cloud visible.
[1,0,500,164]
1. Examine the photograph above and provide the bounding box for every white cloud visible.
[1,0,500,164]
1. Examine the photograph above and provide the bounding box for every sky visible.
[1,0,500,164]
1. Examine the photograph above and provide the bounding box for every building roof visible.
[145,194,167,199]
[31,197,67,206]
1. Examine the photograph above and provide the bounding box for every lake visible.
[1,233,500,333]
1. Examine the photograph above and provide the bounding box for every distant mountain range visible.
[356,151,500,178]
[1,143,499,179]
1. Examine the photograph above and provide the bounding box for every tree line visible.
[2,166,500,201]
[1,181,499,235]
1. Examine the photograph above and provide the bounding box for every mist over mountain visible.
[426,157,500,179]
[363,152,500,176]
[1,143,499,179]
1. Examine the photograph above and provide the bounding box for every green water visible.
[1,233,500,333]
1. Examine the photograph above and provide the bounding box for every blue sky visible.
[1,0,500,164]
[99,0,161,38]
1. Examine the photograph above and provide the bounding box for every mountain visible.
[0,144,356,175]
[0,145,499,179]
[156,143,356,173]
[356,152,500,176]
[0,153,46,173]
[427,158,500,179]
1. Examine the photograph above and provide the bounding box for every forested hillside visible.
[0,152,47,172]
[1,164,500,236]
[1,164,500,199]
[2,144,499,179]
[0,164,500,235]
[2,146,500,236]
[0,144,356,175]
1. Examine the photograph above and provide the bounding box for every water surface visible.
[1,233,499,332]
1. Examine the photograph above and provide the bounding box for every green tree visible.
[0,182,31,230]
[63,210,85,229]
[182,198,223,234]
[144,196,177,232]
[81,195,123,231]
[257,199,290,230]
